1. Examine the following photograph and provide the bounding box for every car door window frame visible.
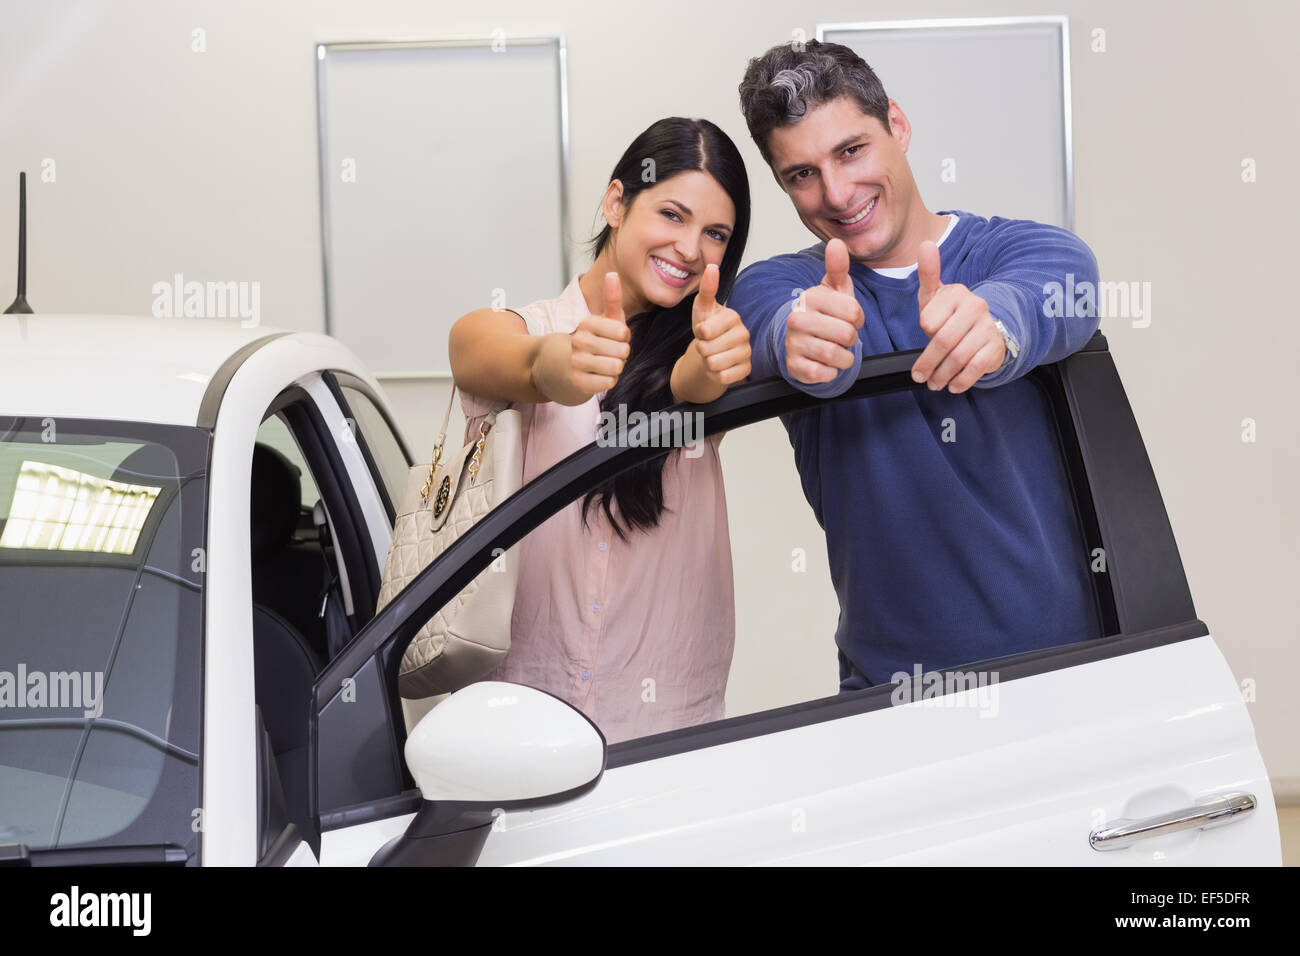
[254,385,391,857]
[322,371,414,526]
[308,331,1203,827]
[261,387,383,626]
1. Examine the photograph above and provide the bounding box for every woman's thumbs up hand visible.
[691,263,751,388]
[533,271,632,405]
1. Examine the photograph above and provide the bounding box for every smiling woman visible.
[432,117,753,743]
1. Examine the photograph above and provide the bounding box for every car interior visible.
[248,393,380,853]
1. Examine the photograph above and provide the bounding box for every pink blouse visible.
[460,274,735,744]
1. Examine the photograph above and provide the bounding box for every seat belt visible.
[312,502,353,660]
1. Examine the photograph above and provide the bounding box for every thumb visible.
[917,240,942,311]
[603,271,625,324]
[821,238,852,295]
[694,263,719,324]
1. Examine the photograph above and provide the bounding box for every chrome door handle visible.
[1089,792,1257,851]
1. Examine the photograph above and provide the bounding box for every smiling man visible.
[731,40,1103,691]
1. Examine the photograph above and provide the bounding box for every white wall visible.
[2,0,1295,792]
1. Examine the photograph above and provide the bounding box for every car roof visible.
[0,314,302,428]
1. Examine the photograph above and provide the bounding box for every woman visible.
[449,117,752,744]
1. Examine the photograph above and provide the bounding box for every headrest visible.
[251,442,302,559]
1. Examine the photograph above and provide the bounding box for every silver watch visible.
[993,320,1020,368]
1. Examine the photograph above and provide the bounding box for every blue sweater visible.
[729,211,1103,685]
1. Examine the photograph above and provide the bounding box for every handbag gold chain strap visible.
[420,385,497,506]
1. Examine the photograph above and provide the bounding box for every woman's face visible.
[603,170,736,315]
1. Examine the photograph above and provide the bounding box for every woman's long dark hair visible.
[580,117,750,541]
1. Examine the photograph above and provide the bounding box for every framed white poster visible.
[316,36,571,378]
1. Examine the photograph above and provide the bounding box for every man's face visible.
[767,95,919,267]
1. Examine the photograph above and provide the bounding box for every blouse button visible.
[598,541,607,552]
[592,602,600,612]
[580,669,591,680]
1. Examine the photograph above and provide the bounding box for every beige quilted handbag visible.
[376,385,523,699]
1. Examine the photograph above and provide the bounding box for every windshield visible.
[0,416,207,861]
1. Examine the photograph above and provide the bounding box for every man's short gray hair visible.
[738,40,891,167]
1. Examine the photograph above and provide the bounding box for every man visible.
[730,39,1103,691]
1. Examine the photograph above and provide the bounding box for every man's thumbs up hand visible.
[910,239,1007,394]
[822,235,854,297]
[784,238,864,385]
[917,239,942,313]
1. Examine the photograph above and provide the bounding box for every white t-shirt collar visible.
[867,214,959,279]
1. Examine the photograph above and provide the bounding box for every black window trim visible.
[196,332,293,429]
[322,370,415,526]
[309,331,1203,823]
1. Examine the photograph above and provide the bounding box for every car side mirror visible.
[368,681,606,867]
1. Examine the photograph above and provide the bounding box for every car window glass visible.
[393,370,1107,751]
[338,386,410,512]
[393,416,835,747]
[256,413,320,507]
[0,417,205,858]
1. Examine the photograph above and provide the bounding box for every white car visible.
[0,313,1281,866]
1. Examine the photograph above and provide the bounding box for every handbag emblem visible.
[421,417,491,519]
[433,474,452,518]
[420,443,445,507]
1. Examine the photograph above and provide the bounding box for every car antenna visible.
[4,171,32,314]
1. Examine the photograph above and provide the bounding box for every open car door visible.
[303,333,1280,866]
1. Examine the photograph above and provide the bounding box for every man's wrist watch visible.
[993,319,1020,369]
